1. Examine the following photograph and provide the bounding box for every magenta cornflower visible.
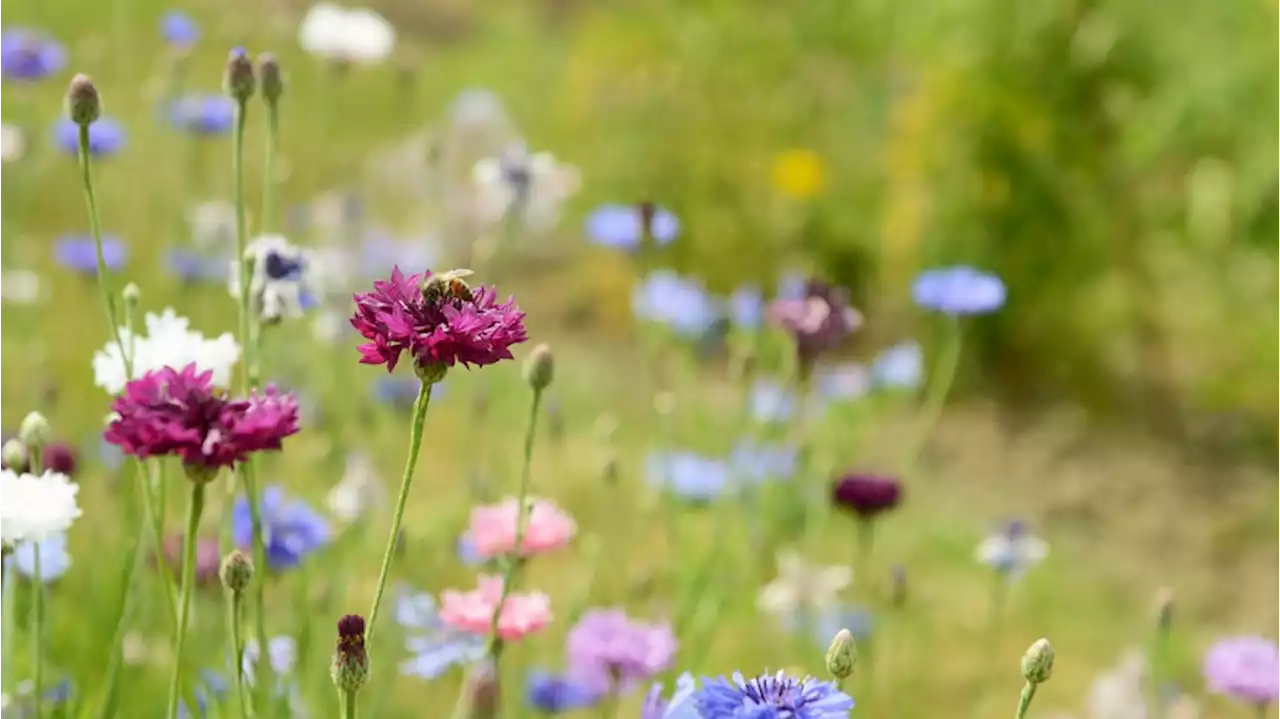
[104,364,299,479]
[349,266,527,374]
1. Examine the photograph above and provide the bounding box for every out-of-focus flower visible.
[350,266,527,373]
[584,204,679,250]
[92,307,241,395]
[813,362,870,402]
[1,29,66,82]
[757,550,852,621]
[777,271,808,301]
[298,3,396,65]
[730,441,797,483]
[177,670,228,719]
[772,149,826,199]
[767,280,863,367]
[975,519,1048,578]
[188,201,237,250]
[230,235,320,323]
[169,95,235,135]
[0,469,81,545]
[801,603,875,647]
[526,670,602,713]
[397,586,487,679]
[567,608,677,694]
[912,266,1006,315]
[242,635,297,684]
[12,532,72,581]
[632,271,720,338]
[439,574,552,640]
[54,234,126,274]
[473,143,581,233]
[42,442,78,477]
[693,670,854,718]
[2,124,25,162]
[449,88,508,130]
[456,532,484,566]
[358,232,439,281]
[166,248,229,285]
[158,534,221,585]
[371,374,424,409]
[831,473,902,519]
[467,497,577,559]
[232,485,330,569]
[1,269,42,304]
[750,381,799,424]
[645,451,731,503]
[641,673,698,719]
[870,342,923,390]
[53,118,126,156]
[326,452,385,523]
[1083,648,1149,719]
[727,285,765,329]
[160,11,199,48]
[1204,636,1279,705]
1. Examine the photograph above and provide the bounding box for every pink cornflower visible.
[567,608,678,694]
[439,575,552,641]
[467,496,577,559]
[766,279,862,368]
[104,364,299,479]
[349,266,527,373]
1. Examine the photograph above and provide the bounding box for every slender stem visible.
[233,99,252,396]
[227,590,251,719]
[262,102,280,235]
[341,688,357,719]
[856,519,875,592]
[903,316,962,471]
[241,462,271,713]
[76,123,131,379]
[366,380,435,643]
[94,461,147,719]
[165,482,206,719]
[31,547,43,719]
[1,561,14,697]
[1013,681,1037,719]
[145,461,179,626]
[598,691,620,719]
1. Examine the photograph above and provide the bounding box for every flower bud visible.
[122,282,141,307]
[330,614,369,696]
[461,659,499,719]
[64,74,101,126]
[523,344,554,391]
[825,628,857,680]
[890,564,908,609]
[2,439,28,472]
[257,53,284,105]
[1153,586,1174,634]
[1020,638,1054,685]
[219,550,254,593]
[223,48,256,103]
[19,411,51,451]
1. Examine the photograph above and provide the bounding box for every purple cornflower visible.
[169,94,235,135]
[566,608,677,695]
[166,247,229,284]
[54,234,126,274]
[160,10,199,47]
[767,280,863,369]
[632,271,720,337]
[232,486,330,569]
[831,472,902,519]
[911,265,1006,315]
[0,29,66,81]
[53,118,126,156]
[585,203,679,249]
[1203,636,1279,706]
[642,673,698,719]
[728,285,765,329]
[525,670,602,713]
[104,364,300,478]
[693,670,854,719]
[350,267,527,373]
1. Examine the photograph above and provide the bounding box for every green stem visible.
[1,561,15,697]
[903,316,961,472]
[366,380,435,643]
[146,461,179,626]
[94,462,148,719]
[1013,681,1037,719]
[165,482,206,719]
[241,462,271,713]
[262,102,280,235]
[232,98,252,395]
[341,688,357,719]
[856,518,875,590]
[76,123,131,379]
[227,590,251,719]
[31,546,43,719]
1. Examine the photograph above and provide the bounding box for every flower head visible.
[160,11,199,47]
[93,308,241,395]
[396,586,488,679]
[767,280,862,367]
[870,342,923,390]
[567,609,677,694]
[167,248,230,285]
[104,365,300,476]
[1204,636,1279,705]
[53,117,125,156]
[467,497,576,560]
[641,673,698,719]
[729,442,797,484]
[757,551,851,621]
[331,614,369,695]
[3,441,78,478]
[831,473,902,519]
[1,30,66,82]
[772,149,826,199]
[350,266,527,373]
[975,519,1048,578]
[585,204,679,250]
[170,94,236,135]
[632,271,720,337]
[0,469,81,545]
[693,670,854,719]
[439,574,551,641]
[54,234,126,274]
[473,145,581,232]
[232,486,330,569]
[230,235,320,323]
[912,266,1006,315]
[525,670,602,713]
[645,451,732,503]
[299,2,396,65]
[12,532,72,581]
[728,285,765,329]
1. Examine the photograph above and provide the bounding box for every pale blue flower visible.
[912,266,1006,315]
[586,204,679,249]
[870,342,923,390]
[646,451,732,502]
[232,486,330,570]
[642,673,699,719]
[13,533,71,581]
[728,285,765,329]
[1,29,66,82]
[54,234,126,274]
[730,442,797,483]
[632,271,720,337]
[813,362,869,401]
[160,10,199,47]
[53,118,126,156]
[396,586,487,679]
[750,381,798,423]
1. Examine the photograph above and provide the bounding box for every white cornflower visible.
[976,519,1049,578]
[472,143,581,233]
[229,235,317,323]
[326,452,386,522]
[298,3,395,65]
[92,308,241,395]
[757,550,852,619]
[0,469,82,546]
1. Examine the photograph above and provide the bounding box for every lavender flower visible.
[12,533,71,582]
[54,234,126,274]
[730,441,797,483]
[728,285,765,329]
[632,271,720,337]
[692,670,854,719]
[53,118,126,156]
[396,586,487,679]
[585,203,679,249]
[1203,636,1278,706]
[166,247,229,284]
[767,280,863,368]
[160,10,199,47]
[645,451,732,502]
[525,670,602,713]
[0,30,66,82]
[911,265,1006,315]
[169,94,235,135]
[870,342,923,390]
[812,362,869,401]
[641,673,698,719]
[232,486,330,569]
[566,609,677,694]
[750,381,799,424]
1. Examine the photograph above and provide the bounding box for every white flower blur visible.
[0,469,82,546]
[1,269,43,304]
[472,143,581,233]
[187,201,237,250]
[229,235,317,323]
[326,452,386,522]
[757,550,852,619]
[1,124,25,163]
[975,520,1048,578]
[92,308,241,395]
[298,2,395,65]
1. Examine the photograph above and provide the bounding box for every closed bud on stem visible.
[825,628,858,680]
[122,282,141,307]
[257,53,284,105]
[1021,638,1055,685]
[2,439,28,471]
[331,614,369,696]
[1153,586,1174,634]
[19,412,51,451]
[64,74,101,126]
[218,550,253,593]
[223,48,256,103]
[461,659,499,719]
[523,344,554,391]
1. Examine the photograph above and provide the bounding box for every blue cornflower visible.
[360,232,439,279]
[633,271,720,337]
[870,342,923,390]
[13,533,71,581]
[525,670,602,713]
[53,118,126,157]
[54,234,126,274]
[177,670,227,718]
[396,586,487,679]
[642,673,699,719]
[912,265,1006,315]
[585,203,679,249]
[232,486,330,570]
[456,532,484,566]
[160,10,199,47]
[728,285,765,329]
[646,451,731,502]
[812,362,869,402]
[166,247,229,284]
[976,518,1048,579]
[372,375,445,409]
[94,436,125,471]
[749,381,798,424]
[0,29,66,82]
[170,94,235,135]
[242,636,296,686]
[693,670,854,719]
[729,441,797,483]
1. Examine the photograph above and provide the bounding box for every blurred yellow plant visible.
[772,148,826,199]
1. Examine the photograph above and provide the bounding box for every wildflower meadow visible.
[0,2,1277,718]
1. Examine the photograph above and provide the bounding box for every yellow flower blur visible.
[772,148,826,199]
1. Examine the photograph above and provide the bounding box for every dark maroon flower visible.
[349,266,527,373]
[832,473,902,518]
[103,364,300,477]
[157,534,222,585]
[767,280,863,367]
[44,442,78,477]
